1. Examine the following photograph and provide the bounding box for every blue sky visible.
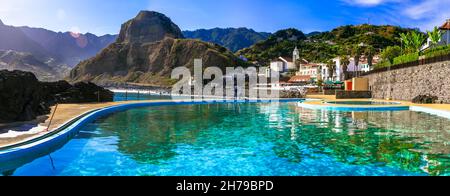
[0,0,449,35]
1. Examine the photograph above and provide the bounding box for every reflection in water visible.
[293,106,449,175]
[8,102,450,176]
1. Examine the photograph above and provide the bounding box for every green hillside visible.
[237,24,417,65]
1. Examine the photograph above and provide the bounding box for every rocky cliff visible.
[0,70,113,123]
[69,11,248,87]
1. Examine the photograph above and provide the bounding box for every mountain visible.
[19,26,117,66]
[183,28,271,52]
[0,21,50,59]
[69,11,248,87]
[237,25,416,65]
[236,28,309,64]
[306,31,321,37]
[0,50,70,81]
[0,20,116,80]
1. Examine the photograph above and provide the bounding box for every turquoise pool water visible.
[113,92,171,101]
[326,101,400,105]
[5,102,450,176]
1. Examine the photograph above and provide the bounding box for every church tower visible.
[293,46,300,71]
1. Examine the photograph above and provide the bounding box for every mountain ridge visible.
[183,27,271,52]
[0,20,117,80]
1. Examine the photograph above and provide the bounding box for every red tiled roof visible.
[289,75,311,83]
[440,19,450,30]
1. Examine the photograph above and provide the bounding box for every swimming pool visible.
[3,102,449,176]
[325,101,400,105]
[113,92,171,101]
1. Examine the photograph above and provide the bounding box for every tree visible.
[427,26,442,48]
[352,45,363,76]
[400,31,426,53]
[340,56,350,80]
[381,46,401,64]
[365,45,376,69]
[327,60,336,81]
[411,31,427,52]
[400,32,412,53]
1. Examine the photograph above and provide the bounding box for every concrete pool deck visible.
[1,96,450,148]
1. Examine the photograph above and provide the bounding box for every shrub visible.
[374,60,391,69]
[393,52,419,65]
[423,45,450,58]
[380,46,401,64]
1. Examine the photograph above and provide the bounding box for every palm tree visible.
[365,45,376,70]
[352,45,363,76]
[327,60,335,81]
[340,56,350,80]
[427,26,442,48]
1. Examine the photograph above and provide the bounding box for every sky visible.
[0,0,449,35]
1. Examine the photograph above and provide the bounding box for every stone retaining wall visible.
[363,60,450,103]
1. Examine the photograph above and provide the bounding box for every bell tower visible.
[293,46,300,71]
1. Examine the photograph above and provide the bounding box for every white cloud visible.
[341,0,404,7]
[403,0,450,30]
[343,0,450,31]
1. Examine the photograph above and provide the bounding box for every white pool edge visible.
[410,106,450,119]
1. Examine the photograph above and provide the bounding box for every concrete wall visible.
[336,90,372,99]
[352,78,369,91]
[364,60,450,103]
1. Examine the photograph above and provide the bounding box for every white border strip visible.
[410,106,450,119]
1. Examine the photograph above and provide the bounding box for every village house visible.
[296,63,321,82]
[421,19,450,51]
[347,55,379,73]
[269,46,301,74]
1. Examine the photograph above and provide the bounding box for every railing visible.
[362,53,450,76]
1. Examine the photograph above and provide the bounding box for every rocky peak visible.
[117,11,183,44]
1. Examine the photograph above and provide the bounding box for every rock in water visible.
[0,70,113,123]
[69,11,248,87]
[412,95,438,104]
[0,70,47,123]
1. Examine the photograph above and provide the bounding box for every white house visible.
[270,61,285,73]
[347,55,379,73]
[269,47,301,73]
[439,19,450,45]
[421,19,450,51]
[296,63,321,81]
[324,57,343,82]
